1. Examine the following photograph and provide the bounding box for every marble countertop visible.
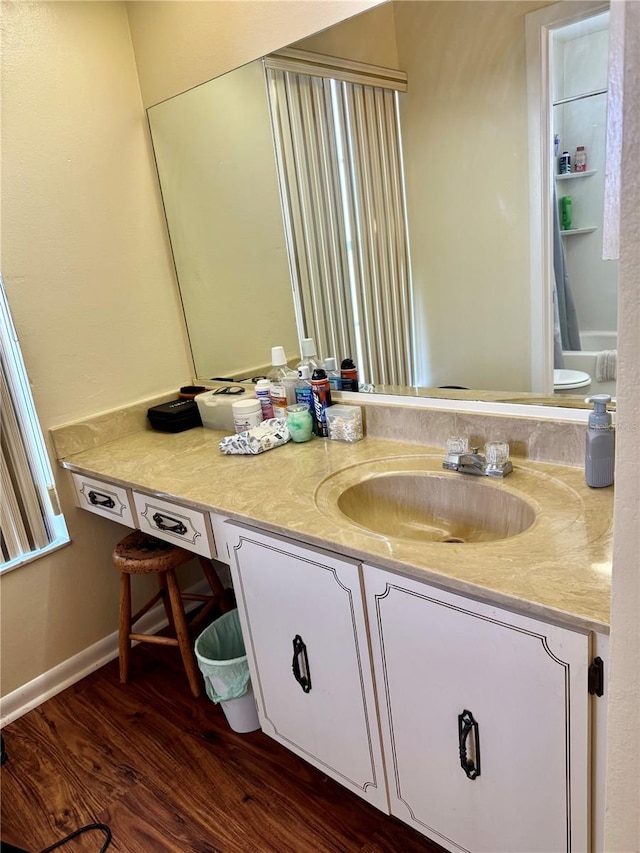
[57,424,612,633]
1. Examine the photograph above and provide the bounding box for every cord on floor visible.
[39,824,112,853]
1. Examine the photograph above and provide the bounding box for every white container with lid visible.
[232,399,263,434]
[194,391,237,432]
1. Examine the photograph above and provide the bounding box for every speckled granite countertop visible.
[56,424,612,634]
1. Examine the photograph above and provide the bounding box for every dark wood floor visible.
[1,622,445,853]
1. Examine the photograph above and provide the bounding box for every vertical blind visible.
[265,51,415,387]
[1,277,68,570]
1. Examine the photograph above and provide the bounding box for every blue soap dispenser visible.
[585,394,614,487]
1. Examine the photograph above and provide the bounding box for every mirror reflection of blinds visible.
[264,54,415,387]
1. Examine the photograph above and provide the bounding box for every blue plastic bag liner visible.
[194,609,251,703]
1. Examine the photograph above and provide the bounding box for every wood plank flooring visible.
[1,628,445,853]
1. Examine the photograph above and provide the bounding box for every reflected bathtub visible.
[562,331,617,397]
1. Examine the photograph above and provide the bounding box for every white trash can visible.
[194,609,260,733]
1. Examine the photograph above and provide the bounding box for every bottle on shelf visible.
[255,378,274,420]
[559,151,571,174]
[294,365,317,432]
[296,337,320,376]
[267,346,298,419]
[340,358,359,392]
[323,357,342,391]
[311,368,333,437]
[560,196,572,231]
[574,146,587,172]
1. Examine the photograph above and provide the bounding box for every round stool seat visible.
[113,529,193,575]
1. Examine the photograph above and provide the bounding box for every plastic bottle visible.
[560,196,572,231]
[340,358,359,392]
[255,378,274,420]
[311,368,333,437]
[296,337,320,376]
[559,151,571,174]
[574,146,587,172]
[585,395,614,488]
[267,346,298,419]
[323,357,342,391]
[295,365,316,425]
[232,399,263,434]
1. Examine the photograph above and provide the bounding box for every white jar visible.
[232,399,263,433]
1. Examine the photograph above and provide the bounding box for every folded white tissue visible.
[219,417,291,455]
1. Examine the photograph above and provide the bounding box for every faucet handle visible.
[484,441,510,466]
[445,436,469,455]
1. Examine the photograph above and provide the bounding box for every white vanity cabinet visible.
[225,523,388,812]
[364,565,592,853]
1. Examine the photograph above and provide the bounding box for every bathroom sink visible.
[333,470,536,544]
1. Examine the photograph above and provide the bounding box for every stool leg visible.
[119,572,132,684]
[165,568,202,698]
[198,557,233,613]
[158,573,176,634]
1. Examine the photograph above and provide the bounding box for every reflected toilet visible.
[553,369,592,394]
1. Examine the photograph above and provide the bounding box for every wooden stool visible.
[113,529,230,698]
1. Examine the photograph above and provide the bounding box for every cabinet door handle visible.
[291,634,312,693]
[88,490,116,509]
[151,512,188,535]
[458,709,481,780]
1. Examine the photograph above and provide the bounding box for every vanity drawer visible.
[132,491,216,558]
[72,473,136,528]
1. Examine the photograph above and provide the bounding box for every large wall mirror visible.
[148,0,617,408]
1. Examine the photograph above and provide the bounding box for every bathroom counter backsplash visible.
[53,408,613,634]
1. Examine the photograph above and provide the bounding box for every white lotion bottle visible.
[585,394,615,487]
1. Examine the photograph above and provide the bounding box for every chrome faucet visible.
[443,439,513,478]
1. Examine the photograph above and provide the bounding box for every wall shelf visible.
[560,227,598,236]
[555,170,597,180]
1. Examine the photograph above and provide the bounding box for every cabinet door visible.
[227,524,388,812]
[364,565,590,853]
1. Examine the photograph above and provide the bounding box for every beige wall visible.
[0,0,192,694]
[604,2,640,847]
[395,0,550,391]
[126,0,386,107]
[148,59,299,379]
[0,0,386,696]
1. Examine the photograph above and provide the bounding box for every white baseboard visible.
[0,580,210,727]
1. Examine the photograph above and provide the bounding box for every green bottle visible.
[561,196,572,231]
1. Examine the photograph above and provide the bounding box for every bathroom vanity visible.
[52,400,611,853]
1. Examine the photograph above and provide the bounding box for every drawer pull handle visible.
[458,709,481,779]
[88,490,116,509]
[291,634,312,693]
[152,512,188,536]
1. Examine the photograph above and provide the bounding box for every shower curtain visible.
[552,187,581,367]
